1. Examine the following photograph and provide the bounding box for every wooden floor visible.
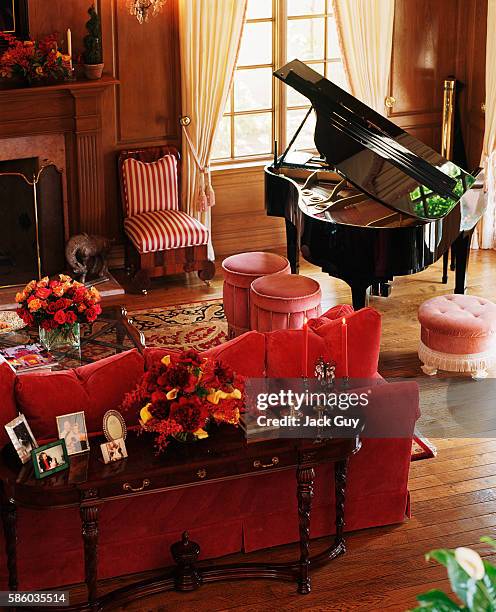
[84,250,496,611]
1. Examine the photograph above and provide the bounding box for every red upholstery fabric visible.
[0,363,17,447]
[14,350,144,441]
[222,252,290,337]
[124,209,209,254]
[418,294,496,354]
[122,155,179,217]
[250,274,321,332]
[265,329,328,378]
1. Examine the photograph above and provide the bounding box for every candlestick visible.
[302,317,309,378]
[67,29,72,70]
[341,317,348,379]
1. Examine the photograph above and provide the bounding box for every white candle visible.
[94,2,98,15]
[67,28,72,70]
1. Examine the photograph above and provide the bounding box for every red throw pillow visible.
[15,349,145,441]
[0,363,19,447]
[265,329,329,378]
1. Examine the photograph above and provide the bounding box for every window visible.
[212,0,348,163]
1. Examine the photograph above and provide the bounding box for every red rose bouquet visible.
[0,33,72,84]
[16,274,102,330]
[122,350,245,452]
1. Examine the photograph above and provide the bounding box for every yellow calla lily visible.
[194,428,209,440]
[207,387,242,405]
[140,403,153,424]
[166,388,178,400]
[161,355,171,366]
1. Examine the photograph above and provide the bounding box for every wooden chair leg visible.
[198,261,216,285]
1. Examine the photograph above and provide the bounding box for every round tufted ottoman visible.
[250,274,321,332]
[222,252,290,337]
[418,294,496,379]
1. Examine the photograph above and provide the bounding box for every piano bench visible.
[222,252,291,338]
[250,273,321,333]
[418,294,496,380]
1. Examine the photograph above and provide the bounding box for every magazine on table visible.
[0,343,58,374]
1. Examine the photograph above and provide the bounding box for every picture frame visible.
[32,440,69,479]
[102,410,127,442]
[0,0,29,47]
[5,413,38,464]
[56,411,90,456]
[100,437,128,464]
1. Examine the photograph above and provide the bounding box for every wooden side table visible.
[0,426,359,610]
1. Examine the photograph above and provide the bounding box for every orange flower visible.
[15,292,24,303]
[27,298,42,312]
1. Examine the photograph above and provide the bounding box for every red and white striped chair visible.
[118,146,215,291]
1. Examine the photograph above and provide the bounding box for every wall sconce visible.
[127,0,167,24]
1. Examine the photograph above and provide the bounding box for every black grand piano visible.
[265,60,486,309]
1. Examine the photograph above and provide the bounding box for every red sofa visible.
[0,305,419,590]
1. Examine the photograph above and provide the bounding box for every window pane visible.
[326,17,341,59]
[287,18,325,61]
[246,0,272,19]
[234,113,272,156]
[287,0,325,16]
[286,108,317,150]
[238,22,272,66]
[212,116,231,159]
[234,68,272,112]
[287,63,324,107]
[327,60,348,90]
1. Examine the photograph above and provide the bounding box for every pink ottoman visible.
[222,252,290,337]
[250,274,321,332]
[418,294,496,380]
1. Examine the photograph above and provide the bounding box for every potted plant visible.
[83,5,103,80]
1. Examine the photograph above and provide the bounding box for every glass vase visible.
[39,323,80,352]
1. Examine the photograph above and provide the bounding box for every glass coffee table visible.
[0,305,145,370]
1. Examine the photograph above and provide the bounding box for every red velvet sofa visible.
[0,305,420,590]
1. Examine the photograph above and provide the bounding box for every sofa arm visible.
[0,363,18,447]
[362,380,420,438]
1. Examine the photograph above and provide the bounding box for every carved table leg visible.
[170,531,201,591]
[1,494,17,591]
[80,503,99,605]
[334,459,349,549]
[296,464,315,594]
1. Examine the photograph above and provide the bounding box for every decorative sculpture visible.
[65,234,112,284]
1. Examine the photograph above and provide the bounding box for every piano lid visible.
[274,59,476,221]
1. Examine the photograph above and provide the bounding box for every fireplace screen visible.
[0,158,65,288]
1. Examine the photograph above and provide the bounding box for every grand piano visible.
[265,60,486,309]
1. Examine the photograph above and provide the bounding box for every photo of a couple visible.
[56,412,90,456]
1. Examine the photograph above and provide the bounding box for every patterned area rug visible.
[129,299,433,461]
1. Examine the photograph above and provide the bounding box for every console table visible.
[0,426,360,611]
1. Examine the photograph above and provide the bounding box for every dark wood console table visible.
[0,426,359,611]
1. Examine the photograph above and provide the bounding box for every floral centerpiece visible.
[122,350,245,451]
[15,274,102,350]
[0,33,72,86]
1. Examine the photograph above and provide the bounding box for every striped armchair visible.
[118,146,215,292]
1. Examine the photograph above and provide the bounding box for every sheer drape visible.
[178,0,247,259]
[333,0,395,114]
[476,0,496,249]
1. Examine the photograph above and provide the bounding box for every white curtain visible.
[333,0,395,114]
[475,0,496,249]
[178,0,247,259]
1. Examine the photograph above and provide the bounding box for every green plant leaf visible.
[415,589,463,610]
[481,537,496,550]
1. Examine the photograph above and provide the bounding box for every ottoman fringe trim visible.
[418,340,496,373]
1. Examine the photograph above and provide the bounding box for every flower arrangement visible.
[15,274,102,330]
[412,537,496,611]
[123,350,245,452]
[0,33,71,85]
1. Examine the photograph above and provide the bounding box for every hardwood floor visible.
[85,250,496,611]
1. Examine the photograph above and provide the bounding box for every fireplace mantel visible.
[0,76,118,235]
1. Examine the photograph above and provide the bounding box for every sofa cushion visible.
[309,306,381,378]
[0,363,18,447]
[265,329,328,378]
[144,331,266,378]
[15,350,144,441]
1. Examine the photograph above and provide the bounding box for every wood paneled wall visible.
[27,0,487,259]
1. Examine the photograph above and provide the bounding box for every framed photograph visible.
[100,438,128,464]
[0,1,29,42]
[56,412,90,456]
[103,410,127,442]
[32,440,69,479]
[5,414,38,464]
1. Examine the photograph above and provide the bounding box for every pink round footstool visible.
[250,274,321,332]
[418,294,496,380]
[222,252,290,337]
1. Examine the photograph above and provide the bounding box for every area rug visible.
[129,299,434,462]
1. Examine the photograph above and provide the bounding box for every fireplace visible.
[0,158,65,288]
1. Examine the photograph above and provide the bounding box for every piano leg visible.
[285,219,299,274]
[349,281,371,311]
[453,230,473,295]
[442,251,449,284]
